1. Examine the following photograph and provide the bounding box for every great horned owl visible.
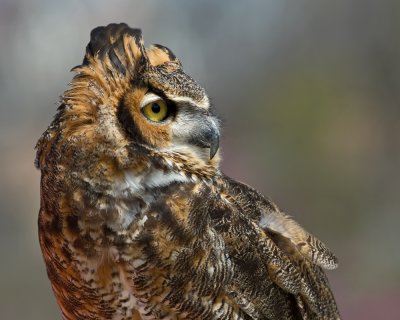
[35,23,340,320]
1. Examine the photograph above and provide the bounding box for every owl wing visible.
[121,177,340,319]
[217,175,341,319]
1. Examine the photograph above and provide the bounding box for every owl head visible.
[36,23,220,182]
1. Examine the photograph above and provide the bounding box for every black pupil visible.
[151,103,161,113]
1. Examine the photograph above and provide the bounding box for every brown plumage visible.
[35,23,341,319]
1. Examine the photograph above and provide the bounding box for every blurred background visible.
[0,0,399,319]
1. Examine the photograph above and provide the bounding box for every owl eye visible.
[141,99,169,122]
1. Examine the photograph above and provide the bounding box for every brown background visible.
[1,1,399,319]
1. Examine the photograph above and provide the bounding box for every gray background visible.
[1,1,399,319]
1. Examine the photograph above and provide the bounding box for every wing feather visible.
[218,175,341,319]
[121,178,340,319]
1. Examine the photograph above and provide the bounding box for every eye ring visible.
[141,99,169,122]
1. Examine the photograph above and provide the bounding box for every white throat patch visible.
[119,168,189,194]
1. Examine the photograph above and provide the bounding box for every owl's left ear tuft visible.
[82,23,147,75]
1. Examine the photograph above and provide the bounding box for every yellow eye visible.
[141,99,169,122]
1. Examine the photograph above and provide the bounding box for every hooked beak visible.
[190,118,220,159]
[208,127,220,159]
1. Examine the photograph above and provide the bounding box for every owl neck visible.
[69,155,219,235]
[113,148,220,196]
[117,142,221,183]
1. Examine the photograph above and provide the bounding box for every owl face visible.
[120,50,220,162]
[51,24,221,180]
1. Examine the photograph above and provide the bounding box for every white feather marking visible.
[259,213,273,229]
[122,170,143,192]
[137,215,148,227]
[120,208,136,228]
[117,168,190,194]
[145,170,189,188]
[169,95,210,109]
[139,93,163,108]
[208,265,215,275]
[259,212,293,238]
[132,258,146,268]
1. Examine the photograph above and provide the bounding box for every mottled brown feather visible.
[36,23,340,320]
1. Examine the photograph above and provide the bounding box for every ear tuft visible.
[82,23,145,75]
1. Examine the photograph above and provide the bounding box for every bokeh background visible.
[1,0,399,319]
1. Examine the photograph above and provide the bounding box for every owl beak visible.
[209,128,220,160]
[190,119,220,159]
[203,120,220,160]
